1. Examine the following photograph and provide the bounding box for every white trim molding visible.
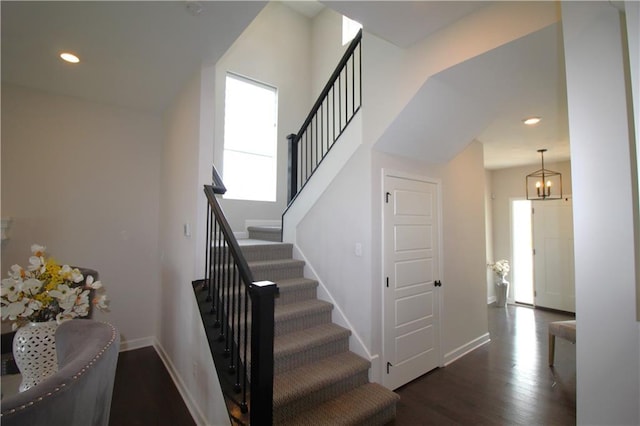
[153,340,208,426]
[443,332,491,366]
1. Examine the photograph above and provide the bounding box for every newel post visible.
[249,280,278,425]
[287,133,298,203]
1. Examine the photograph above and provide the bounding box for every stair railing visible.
[193,165,278,425]
[286,29,362,206]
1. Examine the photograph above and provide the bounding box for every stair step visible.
[241,299,333,337]
[247,225,282,242]
[248,258,305,282]
[273,351,371,423]
[239,242,293,262]
[280,382,400,426]
[274,323,351,374]
[274,299,333,336]
[275,277,318,305]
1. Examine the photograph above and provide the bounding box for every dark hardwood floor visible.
[109,346,195,426]
[394,304,576,425]
[108,304,575,425]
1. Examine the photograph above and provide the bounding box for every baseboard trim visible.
[443,332,491,366]
[487,296,497,305]
[153,340,208,426]
[119,336,154,352]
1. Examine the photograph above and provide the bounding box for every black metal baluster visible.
[204,203,211,296]
[228,264,237,373]
[221,241,229,344]
[241,284,249,413]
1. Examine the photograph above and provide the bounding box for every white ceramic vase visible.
[495,275,509,307]
[12,320,59,392]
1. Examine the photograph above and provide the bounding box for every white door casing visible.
[533,197,575,312]
[382,172,442,390]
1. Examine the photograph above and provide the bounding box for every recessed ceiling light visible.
[523,117,541,126]
[60,52,80,64]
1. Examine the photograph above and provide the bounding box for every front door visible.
[533,197,575,312]
[383,173,441,390]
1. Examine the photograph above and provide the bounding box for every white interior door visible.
[383,174,440,390]
[533,197,575,312]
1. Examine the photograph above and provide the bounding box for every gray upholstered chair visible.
[1,320,120,426]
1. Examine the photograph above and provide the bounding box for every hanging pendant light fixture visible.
[526,149,563,201]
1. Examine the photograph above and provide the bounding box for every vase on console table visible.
[12,320,59,392]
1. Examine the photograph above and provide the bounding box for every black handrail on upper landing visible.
[286,29,363,208]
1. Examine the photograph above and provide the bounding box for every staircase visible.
[240,227,399,425]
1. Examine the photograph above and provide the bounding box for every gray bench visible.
[548,320,576,366]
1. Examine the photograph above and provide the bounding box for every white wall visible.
[213,2,312,232]
[489,161,573,302]
[562,2,640,424]
[310,7,346,99]
[1,83,161,345]
[159,71,230,426]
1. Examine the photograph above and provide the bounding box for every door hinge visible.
[385,192,391,203]
[386,277,389,288]
[386,361,393,374]
[534,290,537,297]
[434,280,442,287]
[532,207,535,214]
[533,248,536,255]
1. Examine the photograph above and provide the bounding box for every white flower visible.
[49,284,77,310]
[2,300,28,320]
[1,243,109,326]
[1,278,21,302]
[85,275,102,290]
[488,259,510,276]
[30,244,46,256]
[59,265,84,283]
[8,264,25,280]
[20,278,43,296]
[93,294,109,310]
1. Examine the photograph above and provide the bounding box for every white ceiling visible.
[1,1,267,113]
[326,1,570,169]
[1,0,569,169]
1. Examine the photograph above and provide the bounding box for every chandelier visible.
[526,149,563,201]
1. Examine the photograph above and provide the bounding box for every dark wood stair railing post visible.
[249,281,278,425]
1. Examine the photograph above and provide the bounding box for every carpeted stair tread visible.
[280,382,400,426]
[273,351,370,407]
[274,298,333,322]
[248,258,305,269]
[241,299,333,337]
[240,242,293,262]
[275,277,318,305]
[273,323,351,373]
[275,323,350,357]
[247,226,282,242]
[249,258,305,281]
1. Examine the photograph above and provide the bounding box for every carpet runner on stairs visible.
[239,229,399,425]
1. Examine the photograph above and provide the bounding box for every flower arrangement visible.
[488,259,510,278]
[1,244,108,329]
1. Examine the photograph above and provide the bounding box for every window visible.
[342,16,362,45]
[223,73,278,202]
